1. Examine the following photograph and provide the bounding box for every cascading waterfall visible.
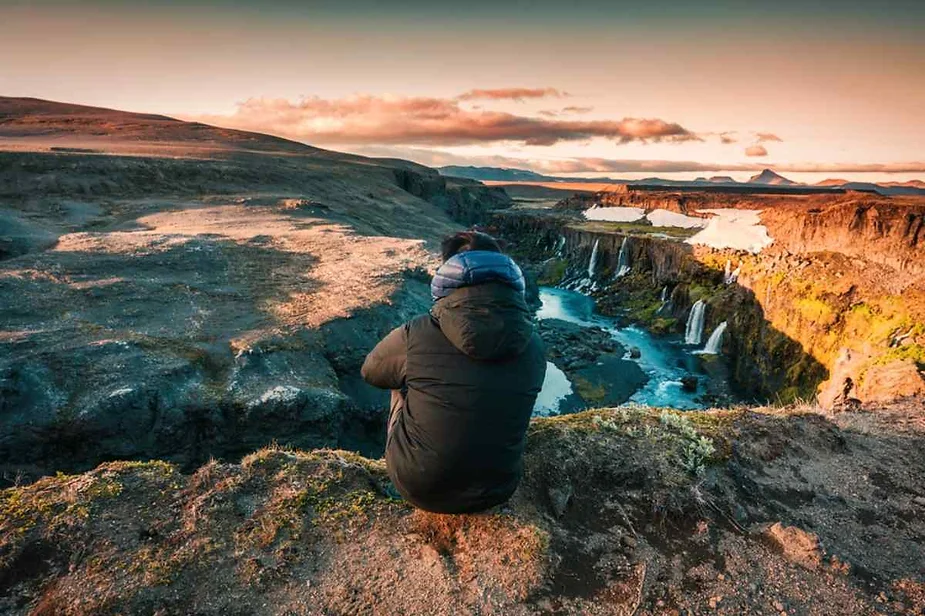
[685,300,707,345]
[656,284,671,316]
[554,235,566,257]
[726,265,741,285]
[615,239,631,277]
[587,239,600,279]
[723,261,741,284]
[697,321,728,355]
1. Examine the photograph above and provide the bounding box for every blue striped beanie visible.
[431,250,526,301]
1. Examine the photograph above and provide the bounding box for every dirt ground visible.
[2,401,923,615]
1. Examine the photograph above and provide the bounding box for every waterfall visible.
[656,285,671,316]
[587,239,600,279]
[615,239,631,277]
[697,321,728,355]
[685,300,706,345]
[730,266,741,284]
[724,261,741,285]
[554,236,566,257]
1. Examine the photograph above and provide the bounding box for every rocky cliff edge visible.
[2,402,924,615]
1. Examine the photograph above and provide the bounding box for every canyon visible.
[490,185,925,407]
[1,98,924,615]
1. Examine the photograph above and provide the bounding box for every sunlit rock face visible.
[490,192,925,407]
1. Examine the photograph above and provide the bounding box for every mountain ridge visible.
[746,169,798,185]
[438,164,925,196]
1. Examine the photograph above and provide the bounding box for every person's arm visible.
[361,324,408,390]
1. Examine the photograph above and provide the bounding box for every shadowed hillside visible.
[0,97,510,485]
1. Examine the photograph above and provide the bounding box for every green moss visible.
[573,376,607,404]
[0,472,126,569]
[774,386,804,406]
[683,408,745,433]
[688,282,720,303]
[649,317,678,335]
[129,545,186,587]
[568,221,700,239]
[530,406,655,436]
[872,344,925,369]
[609,283,666,327]
[313,489,384,528]
[795,298,835,324]
[538,258,567,285]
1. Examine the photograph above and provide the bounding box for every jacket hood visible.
[431,282,535,361]
[431,250,525,301]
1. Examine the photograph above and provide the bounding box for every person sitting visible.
[361,231,546,513]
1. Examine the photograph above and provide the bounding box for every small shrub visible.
[659,411,716,476]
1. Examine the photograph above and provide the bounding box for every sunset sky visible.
[2,0,924,182]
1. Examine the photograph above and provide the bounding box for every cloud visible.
[745,144,768,157]
[530,158,753,174]
[719,132,738,144]
[456,87,567,101]
[352,149,925,175]
[537,105,594,118]
[198,94,699,147]
[536,158,925,175]
[755,132,783,142]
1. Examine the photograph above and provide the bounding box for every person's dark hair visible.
[440,231,502,262]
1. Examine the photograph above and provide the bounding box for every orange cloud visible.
[720,132,738,144]
[755,132,783,142]
[745,144,769,157]
[456,87,567,101]
[538,106,593,118]
[348,147,925,175]
[199,95,698,147]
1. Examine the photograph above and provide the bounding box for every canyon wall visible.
[558,187,925,279]
[490,207,925,406]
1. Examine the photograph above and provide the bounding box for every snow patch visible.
[686,209,774,253]
[645,209,708,229]
[583,206,645,222]
[583,207,706,229]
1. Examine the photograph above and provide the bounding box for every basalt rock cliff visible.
[490,193,925,406]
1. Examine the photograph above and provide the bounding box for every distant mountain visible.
[692,176,737,184]
[437,166,551,182]
[882,180,925,189]
[815,177,925,196]
[747,169,798,186]
[436,164,925,197]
